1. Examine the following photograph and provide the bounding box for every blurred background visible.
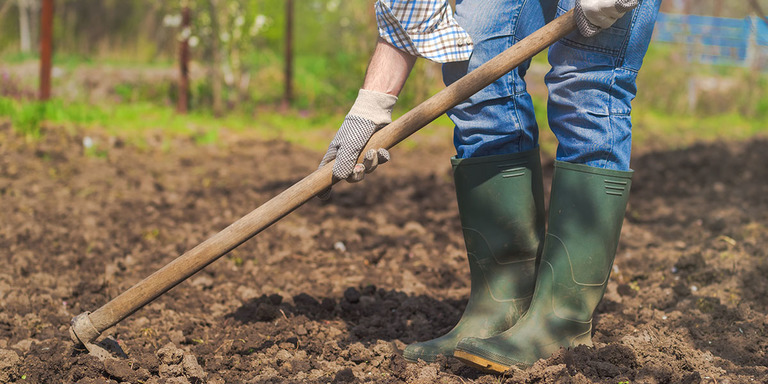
[1,0,768,152]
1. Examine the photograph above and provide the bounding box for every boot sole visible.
[453,350,510,374]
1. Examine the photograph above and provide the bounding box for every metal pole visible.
[39,0,54,101]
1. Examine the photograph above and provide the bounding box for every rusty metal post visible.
[39,0,54,101]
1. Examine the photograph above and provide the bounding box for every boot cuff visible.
[554,161,634,179]
[451,147,540,167]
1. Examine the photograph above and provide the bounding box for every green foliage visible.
[13,102,46,138]
[0,97,15,116]
[0,97,107,139]
[634,43,768,119]
[0,99,81,139]
[193,128,219,145]
[0,51,38,63]
[84,145,109,159]
[0,96,346,151]
[46,100,108,125]
[113,83,135,101]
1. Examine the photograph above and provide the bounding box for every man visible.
[319,0,661,373]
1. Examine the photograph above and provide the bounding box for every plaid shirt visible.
[375,0,473,63]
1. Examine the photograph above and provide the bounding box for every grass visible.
[528,94,768,157]
[0,96,359,151]
[1,51,175,69]
[633,109,768,149]
[3,92,768,158]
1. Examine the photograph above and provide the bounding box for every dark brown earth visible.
[1,121,767,383]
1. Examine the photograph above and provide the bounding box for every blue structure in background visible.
[654,13,768,68]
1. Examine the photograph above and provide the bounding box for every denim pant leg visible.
[547,0,661,170]
[444,0,558,159]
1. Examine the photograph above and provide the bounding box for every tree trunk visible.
[29,0,40,53]
[19,0,32,53]
[208,0,224,116]
[177,4,191,114]
[0,0,14,20]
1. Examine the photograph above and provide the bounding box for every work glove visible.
[317,89,397,200]
[575,0,639,37]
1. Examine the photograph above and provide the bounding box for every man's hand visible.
[317,89,397,200]
[575,0,639,37]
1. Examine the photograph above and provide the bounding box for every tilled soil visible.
[1,122,767,383]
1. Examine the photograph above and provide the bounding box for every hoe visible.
[69,10,578,360]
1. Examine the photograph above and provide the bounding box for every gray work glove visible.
[318,89,397,200]
[575,0,639,37]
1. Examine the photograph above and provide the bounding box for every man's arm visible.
[317,37,417,197]
[362,37,417,96]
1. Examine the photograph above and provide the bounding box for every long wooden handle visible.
[71,10,576,344]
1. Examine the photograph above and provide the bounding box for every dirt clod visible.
[181,354,206,382]
[332,368,356,383]
[0,348,20,382]
[156,343,184,365]
[344,287,361,303]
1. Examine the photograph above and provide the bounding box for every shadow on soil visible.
[229,289,467,346]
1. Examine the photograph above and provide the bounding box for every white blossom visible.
[162,14,182,28]
[250,14,270,36]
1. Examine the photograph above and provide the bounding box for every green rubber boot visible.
[403,148,546,362]
[454,161,633,372]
